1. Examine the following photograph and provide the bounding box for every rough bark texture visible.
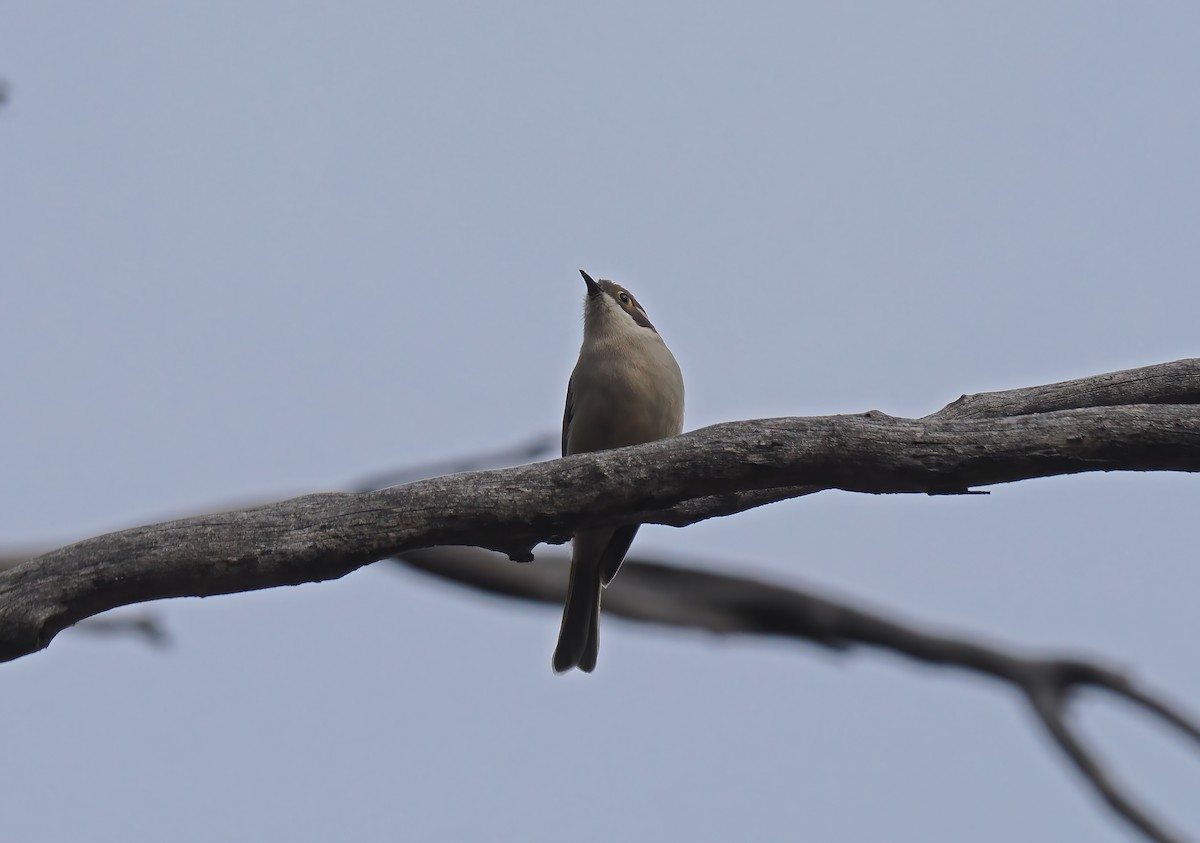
[934,358,1200,419]
[3,359,1199,842]
[1,360,1197,667]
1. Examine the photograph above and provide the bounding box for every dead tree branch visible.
[1,358,1197,840]
[0,359,1196,668]
[398,545,1199,843]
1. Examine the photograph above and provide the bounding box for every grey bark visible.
[0,359,1197,665]
[2,358,1199,841]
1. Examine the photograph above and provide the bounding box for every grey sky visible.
[2,3,1198,841]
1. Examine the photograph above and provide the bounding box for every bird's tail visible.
[553,540,604,673]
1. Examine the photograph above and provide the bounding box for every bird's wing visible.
[562,374,575,458]
[598,524,640,586]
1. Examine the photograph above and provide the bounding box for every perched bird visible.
[553,270,685,673]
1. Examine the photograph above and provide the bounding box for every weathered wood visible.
[0,360,1197,665]
[932,358,1200,419]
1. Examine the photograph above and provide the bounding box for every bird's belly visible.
[569,371,682,454]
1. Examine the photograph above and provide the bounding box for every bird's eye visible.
[618,292,630,304]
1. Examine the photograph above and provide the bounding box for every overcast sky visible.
[2,3,1198,841]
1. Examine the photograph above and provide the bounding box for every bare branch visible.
[399,545,1200,843]
[0,359,1196,666]
[933,358,1200,420]
[1022,662,1197,843]
[0,551,37,573]
[3,359,1198,840]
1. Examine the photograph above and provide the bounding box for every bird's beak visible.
[579,269,602,298]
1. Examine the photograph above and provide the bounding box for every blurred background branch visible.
[3,358,1199,841]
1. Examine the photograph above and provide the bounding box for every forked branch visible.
[2,359,1199,840]
[400,544,1199,843]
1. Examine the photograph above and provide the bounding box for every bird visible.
[553,269,685,673]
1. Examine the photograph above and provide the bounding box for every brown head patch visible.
[597,279,657,332]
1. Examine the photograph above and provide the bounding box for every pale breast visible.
[567,334,684,455]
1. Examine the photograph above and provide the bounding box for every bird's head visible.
[579,269,658,337]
